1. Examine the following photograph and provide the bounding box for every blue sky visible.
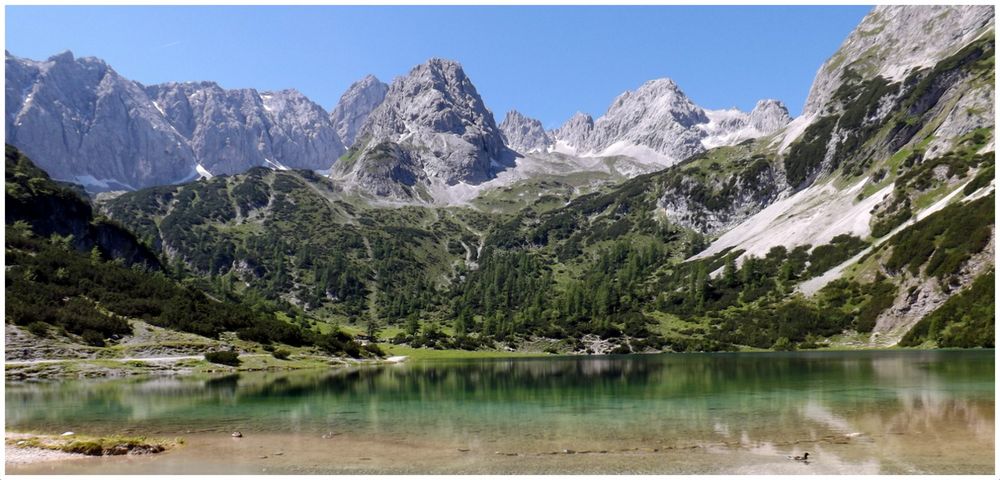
[6,6,870,128]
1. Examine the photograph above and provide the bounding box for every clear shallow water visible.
[6,350,995,474]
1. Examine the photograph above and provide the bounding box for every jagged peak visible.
[343,74,384,91]
[564,111,594,124]
[640,77,681,91]
[422,57,464,72]
[399,57,474,89]
[47,50,75,63]
[502,109,532,122]
[753,98,787,110]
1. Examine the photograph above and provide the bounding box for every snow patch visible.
[73,175,109,189]
[596,140,679,168]
[263,158,290,171]
[551,140,580,156]
[70,174,136,192]
[195,164,213,179]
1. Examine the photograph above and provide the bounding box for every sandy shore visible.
[5,433,87,465]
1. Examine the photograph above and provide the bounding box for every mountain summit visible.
[331,58,514,201]
[550,78,790,166]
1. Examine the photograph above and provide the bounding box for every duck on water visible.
[788,452,810,462]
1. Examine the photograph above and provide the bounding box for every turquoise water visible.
[6,350,995,474]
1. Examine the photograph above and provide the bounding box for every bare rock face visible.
[146,82,344,175]
[5,51,197,190]
[499,110,552,153]
[802,5,994,118]
[6,51,346,191]
[329,74,388,147]
[551,112,594,150]
[334,58,514,200]
[260,89,346,170]
[335,141,427,200]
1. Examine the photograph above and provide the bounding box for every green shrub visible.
[900,271,994,347]
[271,348,291,360]
[784,116,836,187]
[81,329,106,347]
[204,350,241,366]
[26,321,49,337]
[772,337,795,351]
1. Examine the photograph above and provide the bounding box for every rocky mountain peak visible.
[549,78,790,164]
[747,99,792,133]
[329,74,388,147]
[576,77,709,164]
[499,110,552,153]
[47,50,76,63]
[602,77,708,129]
[342,57,510,192]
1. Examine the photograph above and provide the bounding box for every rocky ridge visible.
[5,51,197,190]
[6,51,347,190]
[146,82,345,176]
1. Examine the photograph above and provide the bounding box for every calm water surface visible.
[6,350,994,474]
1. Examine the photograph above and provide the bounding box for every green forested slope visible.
[5,147,374,357]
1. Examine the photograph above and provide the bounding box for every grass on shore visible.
[382,344,552,361]
[8,433,179,456]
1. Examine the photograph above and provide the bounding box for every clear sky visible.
[6,6,871,128]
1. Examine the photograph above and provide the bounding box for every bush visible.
[81,329,106,347]
[26,321,49,337]
[362,343,384,358]
[271,348,291,360]
[609,343,632,354]
[772,337,795,351]
[205,350,241,366]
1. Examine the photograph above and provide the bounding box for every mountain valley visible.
[4,5,995,366]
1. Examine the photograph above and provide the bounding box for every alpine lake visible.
[5,350,994,474]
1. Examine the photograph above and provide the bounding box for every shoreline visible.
[6,345,986,382]
[4,352,410,382]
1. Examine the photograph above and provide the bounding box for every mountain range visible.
[4,5,995,356]
[7,47,789,200]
